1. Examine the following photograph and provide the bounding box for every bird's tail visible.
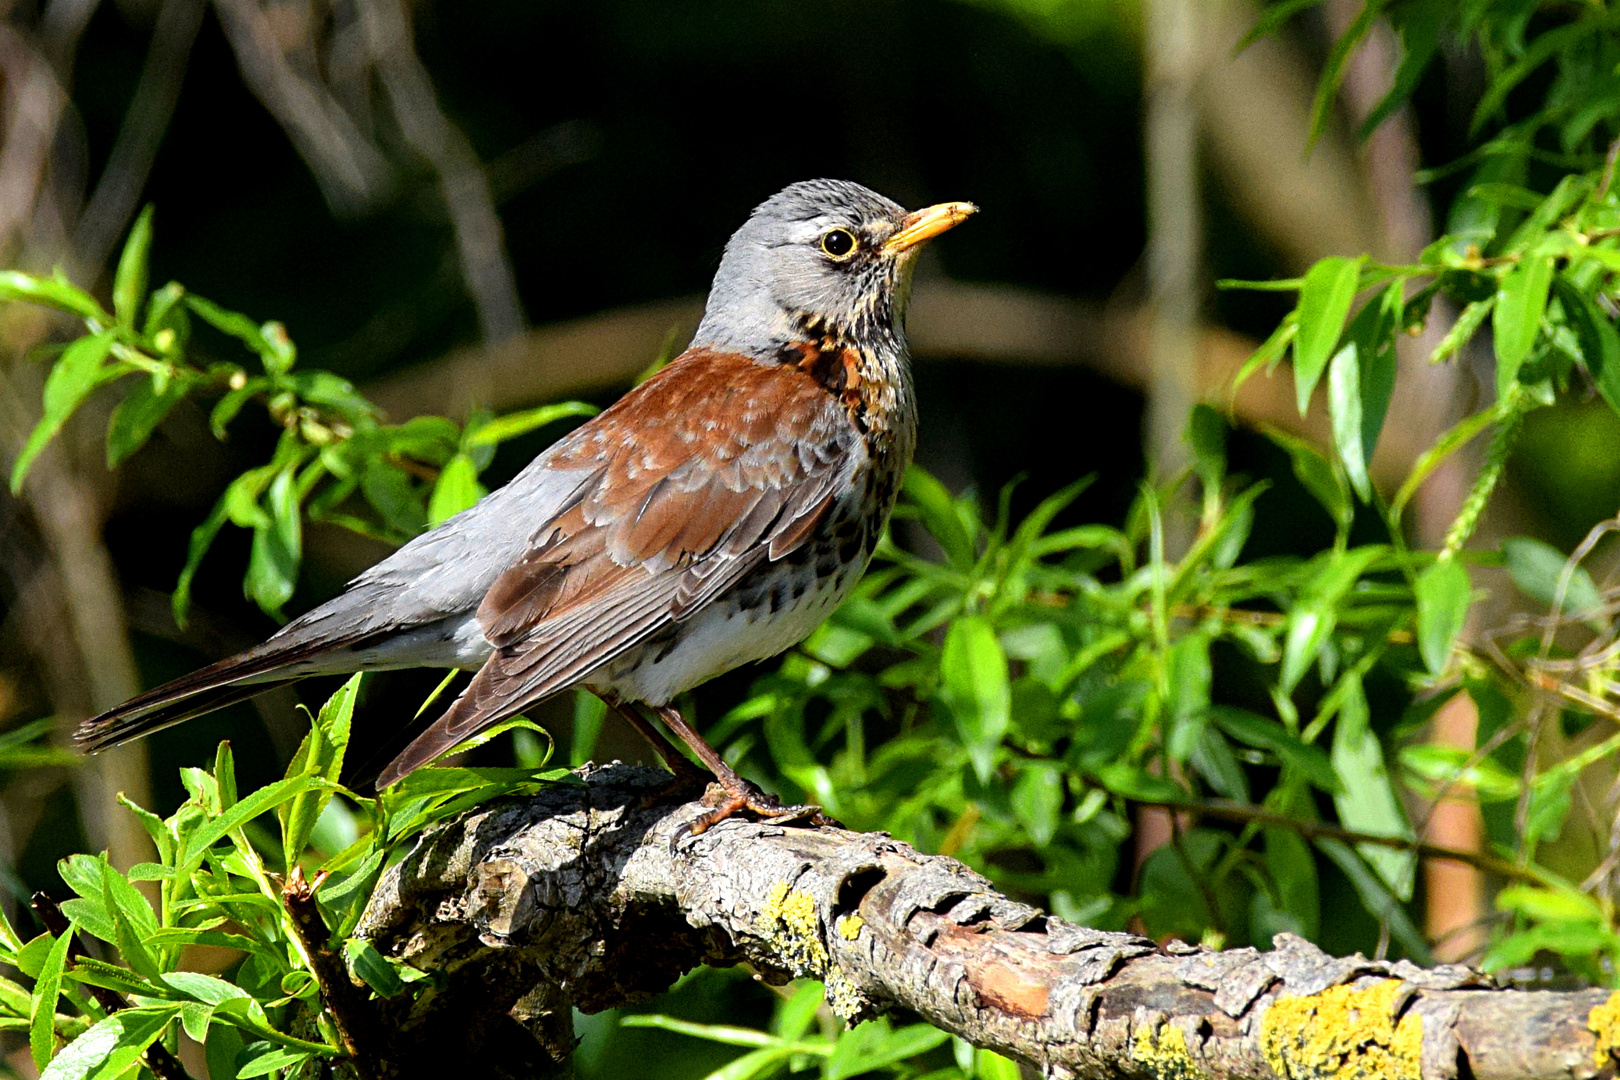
[73,633,360,751]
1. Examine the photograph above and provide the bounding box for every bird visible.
[75,179,976,834]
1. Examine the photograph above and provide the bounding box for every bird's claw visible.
[669,782,841,850]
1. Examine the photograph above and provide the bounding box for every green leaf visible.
[11,331,121,492]
[1415,559,1471,676]
[180,1001,214,1045]
[826,1018,950,1080]
[1292,257,1362,415]
[903,466,976,570]
[205,1024,245,1080]
[1264,827,1319,940]
[113,205,154,329]
[1493,253,1554,397]
[64,958,165,999]
[1556,279,1620,414]
[940,616,1010,784]
[176,774,325,874]
[38,1007,179,1080]
[0,271,109,322]
[173,490,232,628]
[1501,537,1602,618]
[342,938,406,997]
[185,296,268,355]
[280,674,360,870]
[1314,838,1430,963]
[1263,427,1351,536]
[1357,0,1443,139]
[1234,0,1324,53]
[1211,709,1339,793]
[1390,403,1504,522]
[1331,676,1412,897]
[245,465,303,618]
[237,1048,313,1079]
[30,929,73,1070]
[1327,285,1400,501]
[619,1014,788,1049]
[1280,546,1384,695]
[1010,763,1062,847]
[160,971,254,1007]
[107,372,193,468]
[428,453,485,526]
[361,461,428,537]
[464,401,598,446]
[772,982,823,1042]
[1471,13,1620,136]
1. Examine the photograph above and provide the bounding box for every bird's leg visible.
[592,689,707,786]
[650,704,838,836]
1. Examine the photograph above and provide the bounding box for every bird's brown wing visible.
[375,349,863,785]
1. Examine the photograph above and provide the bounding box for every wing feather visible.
[375,350,865,786]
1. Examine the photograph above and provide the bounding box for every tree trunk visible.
[353,764,1620,1080]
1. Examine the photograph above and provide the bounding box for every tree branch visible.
[357,764,1620,1080]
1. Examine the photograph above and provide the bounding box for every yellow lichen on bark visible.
[757,880,864,1019]
[1590,990,1620,1070]
[1259,979,1421,1080]
[836,913,865,940]
[1132,1019,1210,1080]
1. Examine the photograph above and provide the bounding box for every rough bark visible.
[354,763,1620,1080]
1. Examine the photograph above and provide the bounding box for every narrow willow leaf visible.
[939,616,1009,784]
[1415,559,1471,676]
[29,929,73,1070]
[902,466,975,570]
[1557,278,1620,415]
[280,674,360,870]
[173,491,232,627]
[11,331,121,492]
[1293,257,1362,414]
[112,206,154,329]
[428,453,485,526]
[1501,537,1603,617]
[1331,676,1413,896]
[1262,427,1351,536]
[106,373,192,468]
[1493,253,1554,396]
[38,1007,179,1080]
[0,271,108,321]
[464,401,598,446]
[1390,404,1503,522]
[245,465,302,617]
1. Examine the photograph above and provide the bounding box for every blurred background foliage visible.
[5,0,1620,1077]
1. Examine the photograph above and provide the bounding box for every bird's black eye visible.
[820,227,857,260]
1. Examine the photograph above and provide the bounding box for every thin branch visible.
[282,867,382,1080]
[211,0,395,216]
[1128,797,1539,883]
[355,0,524,344]
[71,0,208,278]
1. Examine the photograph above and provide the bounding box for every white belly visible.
[588,565,857,706]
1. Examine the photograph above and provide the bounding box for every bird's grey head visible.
[691,179,976,357]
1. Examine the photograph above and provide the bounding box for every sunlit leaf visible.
[939,616,1010,784]
[1414,559,1471,676]
[1292,257,1362,414]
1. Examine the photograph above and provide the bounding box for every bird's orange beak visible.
[883,201,978,254]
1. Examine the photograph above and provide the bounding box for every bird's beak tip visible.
[884,201,978,254]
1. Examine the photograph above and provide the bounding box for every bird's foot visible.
[674,777,840,844]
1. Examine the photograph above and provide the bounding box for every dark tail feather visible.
[75,678,309,751]
[73,638,336,751]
